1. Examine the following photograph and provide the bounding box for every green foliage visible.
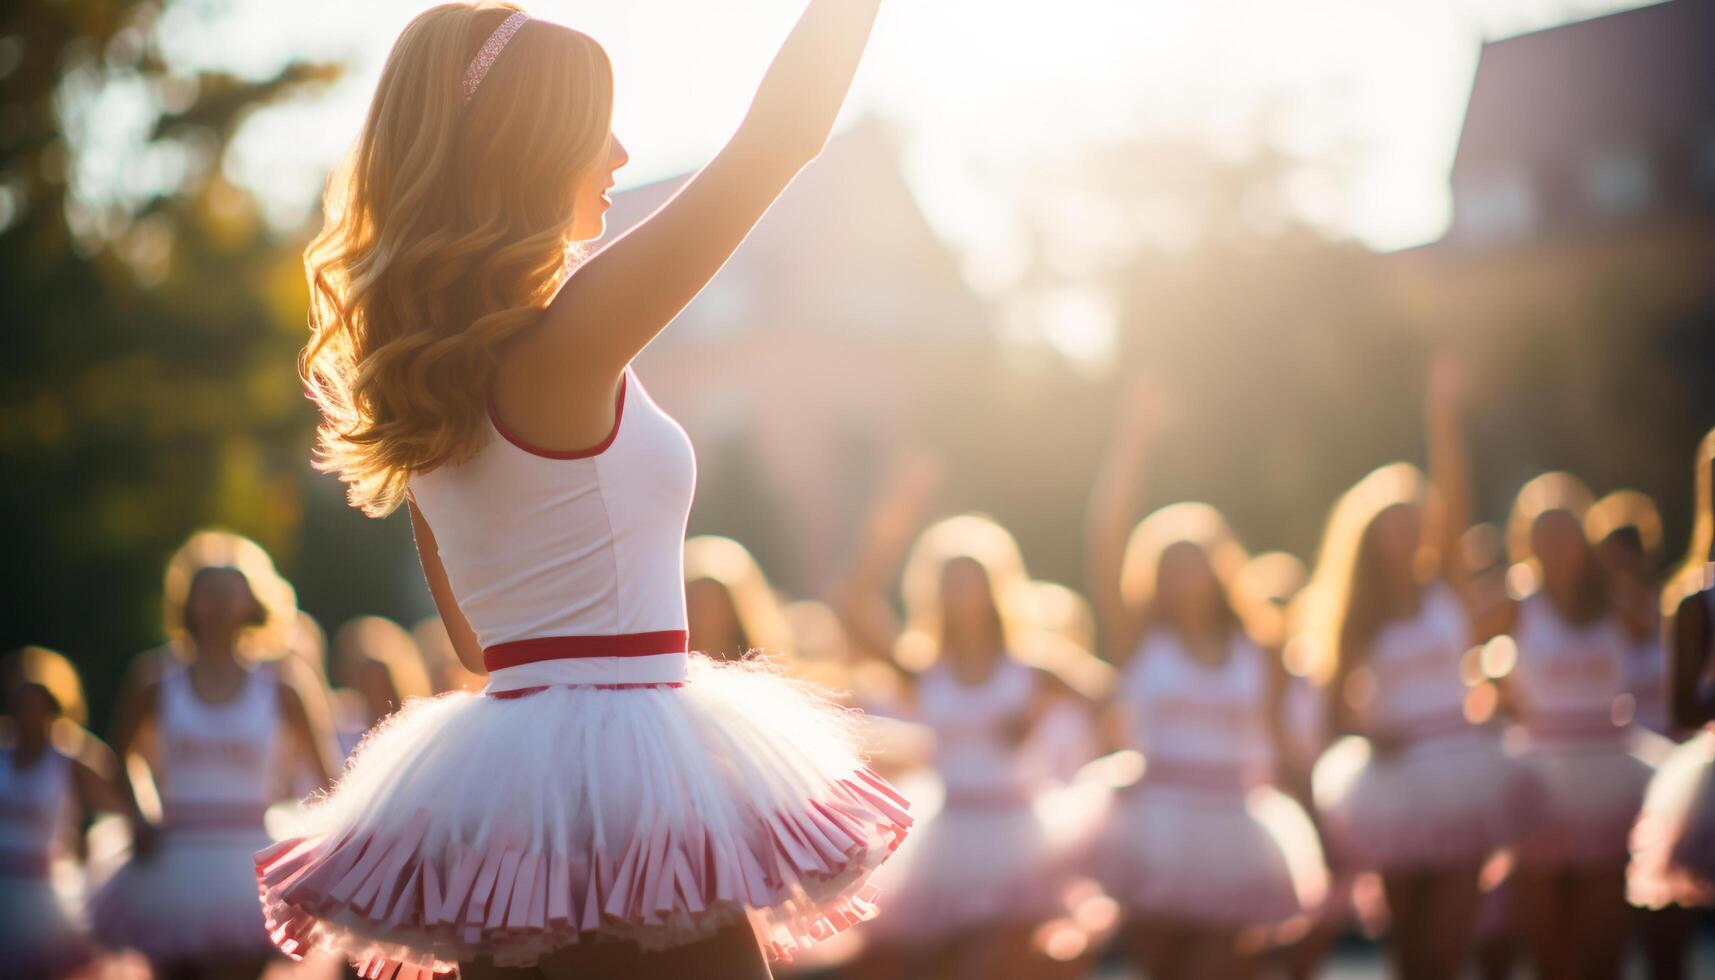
[0,0,336,725]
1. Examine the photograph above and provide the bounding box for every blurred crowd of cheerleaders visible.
[7,359,1715,980]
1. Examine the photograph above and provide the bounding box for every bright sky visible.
[151,0,1661,266]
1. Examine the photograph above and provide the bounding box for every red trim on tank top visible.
[487,371,628,460]
[482,629,690,672]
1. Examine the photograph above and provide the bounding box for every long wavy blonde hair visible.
[1305,463,1434,684]
[302,3,615,516]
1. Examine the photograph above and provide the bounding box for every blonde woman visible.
[260,3,905,977]
[1493,472,1670,980]
[1305,361,1530,980]
[92,530,337,979]
[836,459,1091,980]
[1085,390,1326,980]
[0,647,128,979]
[1587,491,1672,738]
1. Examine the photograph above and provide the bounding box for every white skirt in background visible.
[1511,729,1666,867]
[1091,773,1327,928]
[0,864,96,977]
[255,656,911,976]
[91,824,276,961]
[858,776,1088,944]
[1629,730,1715,908]
[1314,731,1530,871]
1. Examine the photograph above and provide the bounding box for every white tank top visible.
[916,658,1040,803]
[1121,629,1274,787]
[1511,593,1629,743]
[156,661,280,827]
[0,745,72,876]
[408,367,697,690]
[1367,585,1473,740]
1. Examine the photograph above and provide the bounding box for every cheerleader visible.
[328,616,434,757]
[0,647,126,979]
[835,458,1093,980]
[1630,427,1715,917]
[92,530,338,978]
[1308,360,1528,980]
[1085,390,1326,980]
[1497,471,1670,980]
[1585,491,1673,738]
[265,3,901,975]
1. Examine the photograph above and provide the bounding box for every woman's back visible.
[408,366,696,653]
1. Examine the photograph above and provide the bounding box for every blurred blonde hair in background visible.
[1121,501,1269,645]
[897,514,1032,671]
[684,535,795,659]
[1306,462,1432,686]
[160,528,297,658]
[332,615,433,706]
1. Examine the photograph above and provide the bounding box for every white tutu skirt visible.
[0,872,96,977]
[256,657,911,975]
[858,779,1081,944]
[1314,732,1531,870]
[1629,731,1715,908]
[91,828,276,960]
[1512,731,1664,867]
[1091,780,1327,927]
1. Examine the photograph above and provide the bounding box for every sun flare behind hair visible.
[301,2,615,516]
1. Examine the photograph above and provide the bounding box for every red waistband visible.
[482,630,690,673]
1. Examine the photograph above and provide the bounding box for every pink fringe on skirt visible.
[256,769,910,975]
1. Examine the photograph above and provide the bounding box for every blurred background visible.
[5,0,1712,728]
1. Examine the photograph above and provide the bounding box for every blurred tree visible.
[0,0,337,725]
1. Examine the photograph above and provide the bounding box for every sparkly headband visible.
[462,11,530,104]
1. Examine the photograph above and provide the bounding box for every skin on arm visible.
[1086,384,1164,664]
[1260,643,1304,786]
[275,660,341,792]
[502,0,886,445]
[66,736,129,862]
[408,499,485,677]
[69,738,129,817]
[831,453,942,686]
[105,652,166,854]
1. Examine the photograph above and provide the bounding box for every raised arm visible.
[832,452,942,673]
[276,659,341,793]
[1086,382,1163,663]
[1424,353,1504,643]
[408,500,485,676]
[534,0,884,381]
[1425,355,1473,586]
[106,652,165,855]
